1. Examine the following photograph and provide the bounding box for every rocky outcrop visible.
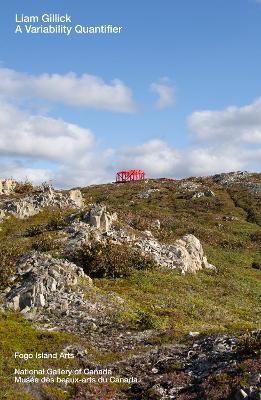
[193,189,215,198]
[64,221,94,251]
[137,233,216,273]
[213,171,261,194]
[213,171,250,186]
[3,251,125,335]
[68,189,84,207]
[2,185,84,219]
[178,180,203,191]
[107,228,215,274]
[0,179,16,195]
[150,219,161,230]
[5,251,91,313]
[138,188,160,199]
[104,330,261,400]
[62,211,214,274]
[62,205,215,274]
[84,204,117,232]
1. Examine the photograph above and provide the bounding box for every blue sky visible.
[0,0,261,187]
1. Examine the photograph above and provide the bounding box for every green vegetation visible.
[0,207,73,289]
[68,239,156,278]
[0,174,260,398]
[0,313,80,400]
[79,177,261,334]
[0,176,260,333]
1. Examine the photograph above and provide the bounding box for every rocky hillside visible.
[0,172,260,400]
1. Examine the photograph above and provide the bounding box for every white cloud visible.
[0,101,114,188]
[116,139,247,179]
[187,98,261,145]
[0,134,256,187]
[0,68,136,112]
[116,97,261,178]
[0,93,260,188]
[0,161,52,184]
[175,148,244,177]
[54,152,114,188]
[150,79,175,109]
[117,139,180,176]
[0,102,95,162]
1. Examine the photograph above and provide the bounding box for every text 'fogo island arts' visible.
[15,13,123,36]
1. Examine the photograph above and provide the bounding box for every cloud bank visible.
[0,66,260,187]
[187,97,261,145]
[1,97,260,187]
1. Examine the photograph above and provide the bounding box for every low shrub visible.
[0,243,27,288]
[32,233,59,252]
[68,239,156,278]
[24,224,46,237]
[14,180,34,195]
[237,331,261,356]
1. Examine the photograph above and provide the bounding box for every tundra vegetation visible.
[0,172,260,399]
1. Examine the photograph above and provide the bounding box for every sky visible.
[0,0,261,188]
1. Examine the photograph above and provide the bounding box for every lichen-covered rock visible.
[5,251,91,312]
[108,228,215,274]
[170,234,215,273]
[84,204,117,232]
[138,188,160,199]
[143,233,215,273]
[3,250,125,336]
[2,185,84,219]
[213,171,249,186]
[68,189,84,207]
[0,179,16,195]
[150,219,161,230]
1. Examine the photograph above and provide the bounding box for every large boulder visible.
[0,179,16,195]
[69,189,84,207]
[169,234,215,273]
[84,204,117,232]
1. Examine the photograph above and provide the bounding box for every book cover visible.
[0,1,260,399]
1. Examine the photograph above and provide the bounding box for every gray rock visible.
[213,171,253,190]
[5,251,91,312]
[179,181,202,191]
[108,226,215,274]
[0,179,16,195]
[149,384,166,397]
[189,331,200,337]
[193,189,215,198]
[2,185,84,219]
[223,215,239,221]
[84,204,117,232]
[68,189,84,208]
[138,188,160,199]
[137,233,216,274]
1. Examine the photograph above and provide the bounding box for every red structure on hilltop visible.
[116,169,145,183]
